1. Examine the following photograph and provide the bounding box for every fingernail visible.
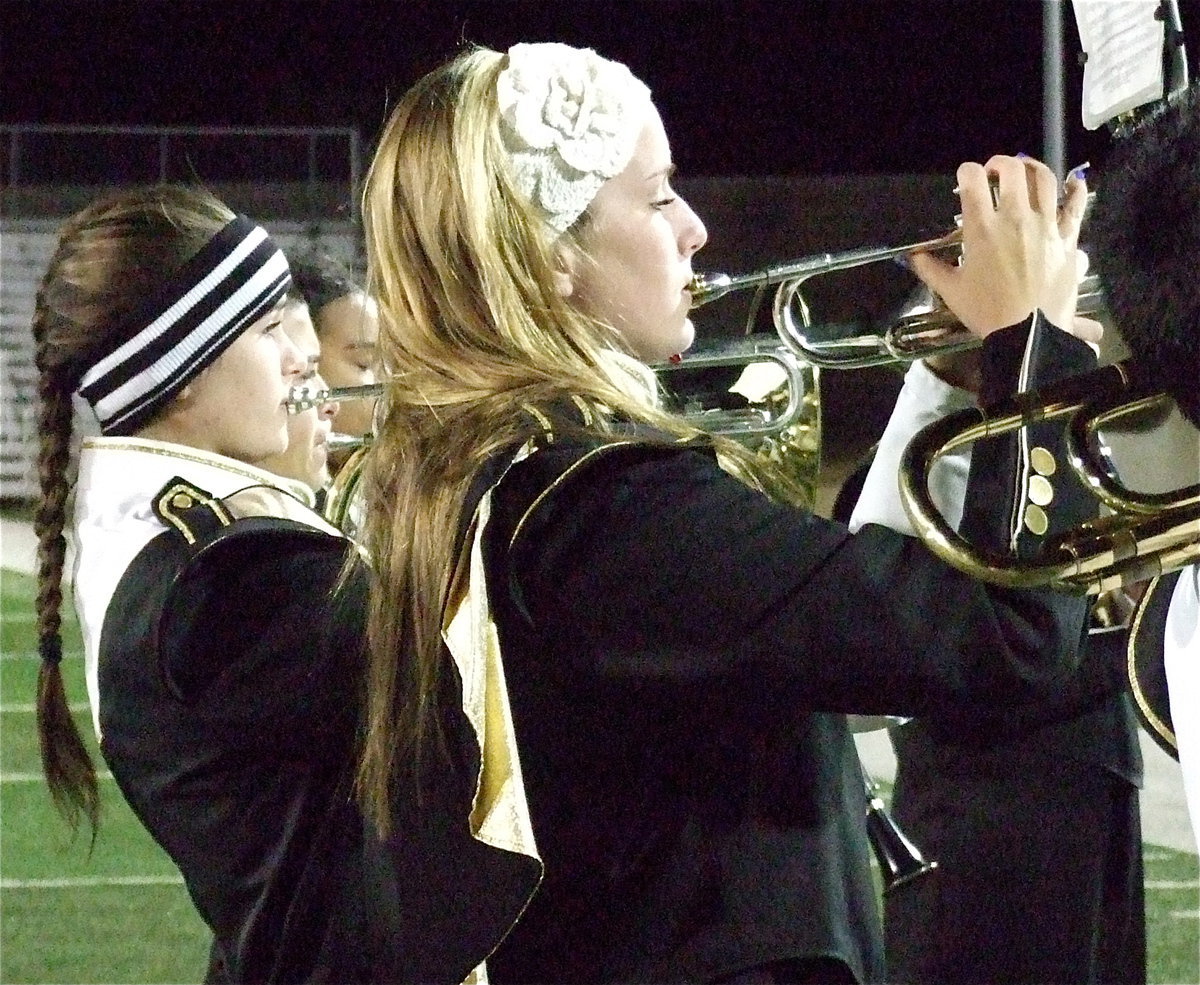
[1016,152,1031,159]
[1068,161,1090,182]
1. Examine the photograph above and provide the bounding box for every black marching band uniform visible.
[79,315,1111,985]
[847,331,1144,982]
[77,443,540,984]
[468,318,1112,983]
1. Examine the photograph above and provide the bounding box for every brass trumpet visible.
[690,222,1105,370]
[288,344,820,523]
[898,361,1200,595]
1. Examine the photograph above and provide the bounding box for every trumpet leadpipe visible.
[326,432,373,452]
[688,229,963,308]
[287,382,387,414]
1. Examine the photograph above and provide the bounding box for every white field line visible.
[1,771,113,782]
[0,650,82,661]
[1169,909,1200,920]
[1145,879,1200,889]
[1,874,184,889]
[0,701,89,713]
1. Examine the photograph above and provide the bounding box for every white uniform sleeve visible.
[1164,564,1200,850]
[848,360,976,537]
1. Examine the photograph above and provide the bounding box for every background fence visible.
[0,124,363,500]
[4,125,1196,505]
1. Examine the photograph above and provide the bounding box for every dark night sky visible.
[3,0,1199,178]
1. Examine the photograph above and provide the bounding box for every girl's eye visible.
[652,197,677,211]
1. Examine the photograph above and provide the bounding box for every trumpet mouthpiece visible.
[689,272,734,307]
[286,384,330,414]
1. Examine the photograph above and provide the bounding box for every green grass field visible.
[1,565,1198,984]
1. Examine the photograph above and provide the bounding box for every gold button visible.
[1030,447,1056,476]
[1023,503,1048,535]
[171,492,194,510]
[1028,474,1054,506]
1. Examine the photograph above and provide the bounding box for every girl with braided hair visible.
[32,184,537,984]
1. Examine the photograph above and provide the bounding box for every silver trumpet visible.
[289,383,384,414]
[689,205,1105,370]
[288,343,817,462]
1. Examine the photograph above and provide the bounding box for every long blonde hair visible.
[356,46,802,831]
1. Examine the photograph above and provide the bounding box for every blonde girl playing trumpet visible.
[355,42,1109,984]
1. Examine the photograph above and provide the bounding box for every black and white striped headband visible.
[77,215,292,435]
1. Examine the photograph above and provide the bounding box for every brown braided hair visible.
[33,185,234,834]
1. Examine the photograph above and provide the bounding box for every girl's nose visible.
[678,197,708,258]
[281,337,307,378]
[312,374,338,420]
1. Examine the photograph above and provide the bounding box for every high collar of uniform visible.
[77,436,318,512]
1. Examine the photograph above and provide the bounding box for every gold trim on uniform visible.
[520,404,555,439]
[569,394,596,426]
[1127,574,1177,754]
[155,481,233,545]
[509,440,644,551]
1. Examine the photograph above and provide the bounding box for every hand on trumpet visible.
[908,154,1095,342]
[1052,248,1106,349]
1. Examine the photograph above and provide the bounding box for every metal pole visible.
[1043,0,1067,179]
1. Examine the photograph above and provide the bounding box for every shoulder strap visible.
[151,477,234,550]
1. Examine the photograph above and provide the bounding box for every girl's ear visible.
[552,244,578,299]
[174,360,213,405]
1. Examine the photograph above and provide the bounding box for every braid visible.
[32,293,99,835]
[28,184,234,836]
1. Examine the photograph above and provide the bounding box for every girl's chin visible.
[678,318,696,352]
[647,320,696,363]
[656,320,696,362]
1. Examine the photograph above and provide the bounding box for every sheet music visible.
[1071,0,1165,129]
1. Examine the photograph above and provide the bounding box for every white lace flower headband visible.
[496,42,653,234]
